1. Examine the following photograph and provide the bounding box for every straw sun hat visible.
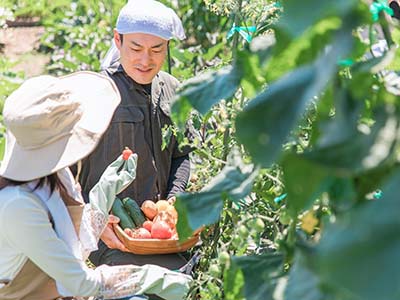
[0,71,121,181]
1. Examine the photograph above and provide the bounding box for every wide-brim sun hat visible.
[0,71,121,181]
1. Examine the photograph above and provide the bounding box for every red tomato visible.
[124,228,134,238]
[132,228,151,239]
[153,211,176,230]
[122,147,133,160]
[151,221,172,239]
[143,220,153,232]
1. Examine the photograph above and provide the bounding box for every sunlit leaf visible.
[282,153,333,216]
[276,0,360,39]
[224,262,245,300]
[238,51,266,98]
[267,17,342,81]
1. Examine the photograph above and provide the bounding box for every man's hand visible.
[101,215,129,252]
[167,196,176,205]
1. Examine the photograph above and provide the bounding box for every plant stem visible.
[380,16,394,47]
[232,0,244,59]
[374,0,394,47]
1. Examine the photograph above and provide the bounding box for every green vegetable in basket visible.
[112,197,136,229]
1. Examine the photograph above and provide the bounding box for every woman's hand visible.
[100,215,129,252]
[89,153,138,215]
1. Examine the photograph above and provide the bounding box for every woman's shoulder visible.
[0,185,43,213]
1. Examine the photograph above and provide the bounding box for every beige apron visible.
[0,205,84,300]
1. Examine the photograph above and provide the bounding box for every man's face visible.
[114,31,168,84]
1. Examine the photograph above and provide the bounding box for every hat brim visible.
[0,71,120,181]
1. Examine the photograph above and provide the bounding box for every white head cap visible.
[116,0,186,40]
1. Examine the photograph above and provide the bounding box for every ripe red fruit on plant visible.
[122,147,133,160]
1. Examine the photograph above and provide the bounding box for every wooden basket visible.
[113,224,201,255]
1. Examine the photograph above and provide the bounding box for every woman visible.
[0,71,191,300]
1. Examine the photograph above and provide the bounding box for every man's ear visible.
[114,29,122,49]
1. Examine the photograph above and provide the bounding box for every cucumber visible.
[122,197,146,227]
[111,197,136,229]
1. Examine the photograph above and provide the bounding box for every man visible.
[78,0,192,270]
[360,0,400,95]
[389,0,400,19]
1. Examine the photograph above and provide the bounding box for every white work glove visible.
[89,153,138,214]
[96,264,192,300]
[80,153,138,257]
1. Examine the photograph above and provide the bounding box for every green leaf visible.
[238,51,266,98]
[60,58,77,71]
[172,65,242,128]
[267,17,342,82]
[353,162,398,201]
[317,87,362,148]
[0,136,5,161]
[327,177,357,212]
[282,153,333,216]
[312,168,400,300]
[236,65,316,167]
[178,66,242,114]
[276,0,359,39]
[71,47,91,65]
[236,27,354,167]
[388,27,400,71]
[224,261,245,300]
[305,105,399,175]
[175,153,258,240]
[161,125,173,151]
[174,198,194,242]
[171,48,195,63]
[387,46,400,71]
[171,96,193,130]
[203,42,224,62]
[232,253,284,300]
[346,72,379,106]
[285,253,326,300]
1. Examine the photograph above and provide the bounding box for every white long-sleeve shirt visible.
[0,185,102,296]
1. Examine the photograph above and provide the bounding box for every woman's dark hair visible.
[0,174,66,195]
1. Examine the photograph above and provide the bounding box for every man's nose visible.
[139,51,152,66]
